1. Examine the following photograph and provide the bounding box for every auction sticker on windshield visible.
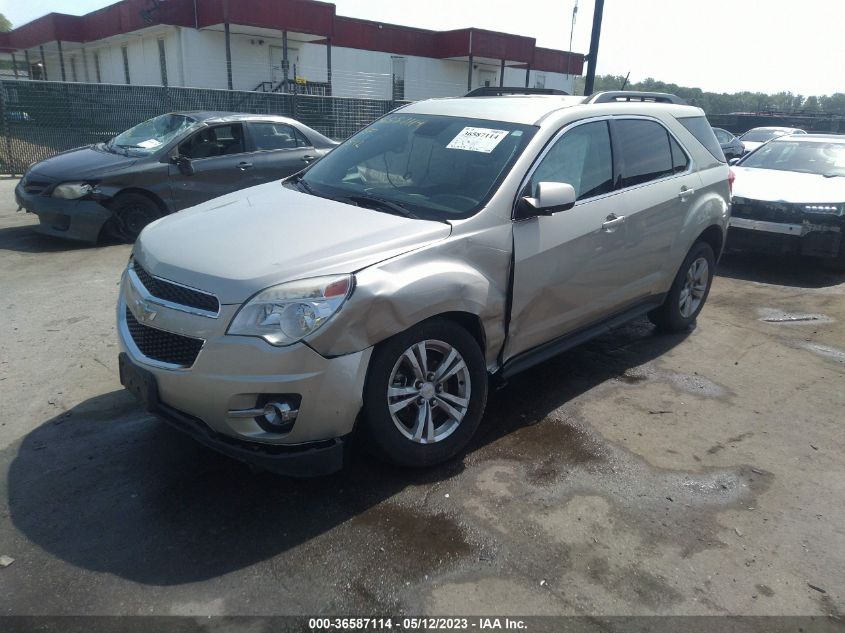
[446,127,510,153]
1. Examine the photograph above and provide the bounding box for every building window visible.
[121,45,131,84]
[70,55,78,82]
[93,51,102,83]
[157,39,168,86]
[534,73,546,89]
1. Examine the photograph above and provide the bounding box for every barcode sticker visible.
[446,127,510,153]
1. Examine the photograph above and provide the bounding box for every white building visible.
[0,0,584,100]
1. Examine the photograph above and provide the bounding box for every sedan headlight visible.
[228,275,353,346]
[803,204,842,216]
[52,182,94,199]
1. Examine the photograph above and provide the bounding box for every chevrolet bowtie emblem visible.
[135,298,157,322]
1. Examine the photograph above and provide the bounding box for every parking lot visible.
[0,174,843,617]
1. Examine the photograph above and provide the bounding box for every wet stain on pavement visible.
[707,432,754,455]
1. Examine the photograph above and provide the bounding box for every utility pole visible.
[583,0,604,96]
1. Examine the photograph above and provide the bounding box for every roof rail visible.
[586,91,687,105]
[465,86,570,97]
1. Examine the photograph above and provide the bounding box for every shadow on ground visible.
[717,251,845,288]
[5,318,688,587]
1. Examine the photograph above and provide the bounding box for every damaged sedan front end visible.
[728,134,845,268]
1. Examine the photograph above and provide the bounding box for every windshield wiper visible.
[823,171,845,178]
[287,173,317,195]
[342,194,420,220]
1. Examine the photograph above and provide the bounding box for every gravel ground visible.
[0,176,843,618]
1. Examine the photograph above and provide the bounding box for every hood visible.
[135,182,452,304]
[733,167,845,204]
[29,145,137,181]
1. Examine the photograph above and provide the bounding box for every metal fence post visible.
[291,64,298,120]
[0,82,17,177]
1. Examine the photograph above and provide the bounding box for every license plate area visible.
[119,352,160,411]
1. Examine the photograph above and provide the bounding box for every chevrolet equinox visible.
[117,90,731,476]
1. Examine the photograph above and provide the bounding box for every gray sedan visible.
[15,112,337,242]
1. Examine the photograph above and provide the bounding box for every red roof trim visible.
[2,0,583,74]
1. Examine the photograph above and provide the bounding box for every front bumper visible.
[15,181,112,243]
[116,270,372,474]
[728,217,842,258]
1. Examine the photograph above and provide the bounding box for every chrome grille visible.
[124,308,204,368]
[133,261,220,315]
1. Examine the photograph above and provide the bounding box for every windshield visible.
[108,114,195,156]
[298,113,537,220]
[739,129,789,143]
[740,140,845,176]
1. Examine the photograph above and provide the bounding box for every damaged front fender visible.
[306,227,513,370]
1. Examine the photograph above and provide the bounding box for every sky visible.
[1,0,843,96]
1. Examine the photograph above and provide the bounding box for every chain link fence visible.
[0,79,409,175]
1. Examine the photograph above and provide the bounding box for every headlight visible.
[52,182,94,199]
[803,204,842,216]
[228,275,353,346]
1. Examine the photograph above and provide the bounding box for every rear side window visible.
[615,119,674,187]
[529,121,614,200]
[249,122,301,151]
[678,116,726,162]
[713,128,733,144]
[294,127,313,147]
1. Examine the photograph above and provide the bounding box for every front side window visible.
[616,119,675,187]
[179,124,245,160]
[740,140,845,176]
[529,121,613,200]
[108,113,195,156]
[299,113,536,220]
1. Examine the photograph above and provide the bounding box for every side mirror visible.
[729,157,741,166]
[520,182,577,217]
[173,155,194,176]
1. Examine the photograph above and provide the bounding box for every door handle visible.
[237,161,253,170]
[301,155,316,162]
[678,187,695,199]
[601,214,626,232]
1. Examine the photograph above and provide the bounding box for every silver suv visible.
[117,90,730,476]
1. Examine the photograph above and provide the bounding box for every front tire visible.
[362,319,488,467]
[648,241,716,332]
[112,192,162,242]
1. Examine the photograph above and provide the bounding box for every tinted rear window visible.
[678,116,726,162]
[615,119,674,187]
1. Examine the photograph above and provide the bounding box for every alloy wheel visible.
[679,256,709,318]
[386,339,471,444]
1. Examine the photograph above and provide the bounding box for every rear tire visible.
[648,241,716,332]
[362,319,488,468]
[112,192,162,242]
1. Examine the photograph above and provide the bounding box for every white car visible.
[729,133,845,269]
[737,126,806,154]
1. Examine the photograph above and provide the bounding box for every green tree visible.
[0,13,11,32]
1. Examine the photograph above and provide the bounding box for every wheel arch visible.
[696,224,725,261]
[109,187,171,215]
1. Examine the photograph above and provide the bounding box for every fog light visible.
[262,402,298,426]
